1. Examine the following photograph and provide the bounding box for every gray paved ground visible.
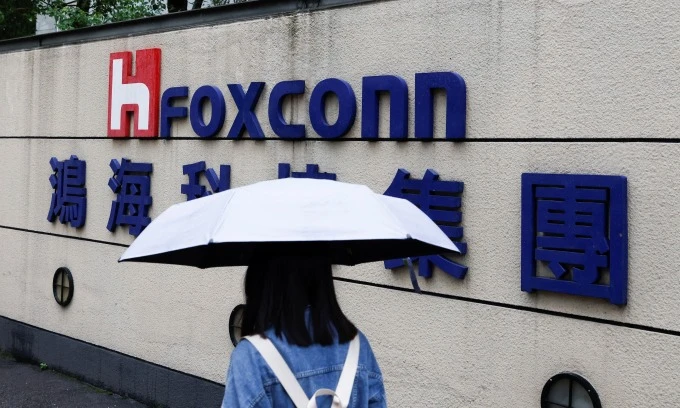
[0,353,148,408]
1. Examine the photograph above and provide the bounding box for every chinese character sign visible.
[107,158,153,237]
[47,155,87,228]
[182,161,231,201]
[278,163,337,180]
[521,173,628,305]
[383,169,468,279]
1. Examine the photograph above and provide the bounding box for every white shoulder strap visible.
[244,335,361,408]
[334,335,360,406]
[245,335,310,408]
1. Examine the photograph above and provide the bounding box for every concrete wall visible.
[1,0,680,406]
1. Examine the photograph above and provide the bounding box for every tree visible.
[0,0,37,40]
[39,0,249,30]
[37,0,166,30]
[0,0,251,40]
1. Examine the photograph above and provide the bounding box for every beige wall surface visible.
[1,0,680,407]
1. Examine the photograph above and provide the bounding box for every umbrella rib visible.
[374,196,411,240]
[208,193,237,244]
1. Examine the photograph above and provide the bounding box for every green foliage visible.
[0,0,37,40]
[0,0,247,40]
[38,0,166,31]
[39,362,48,371]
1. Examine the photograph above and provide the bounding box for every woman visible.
[222,254,387,408]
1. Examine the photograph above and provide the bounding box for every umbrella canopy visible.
[119,178,460,268]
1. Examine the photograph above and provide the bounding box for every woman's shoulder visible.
[230,335,268,369]
[356,331,383,376]
[234,330,383,377]
[357,330,375,352]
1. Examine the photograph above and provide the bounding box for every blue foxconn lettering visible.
[159,72,466,139]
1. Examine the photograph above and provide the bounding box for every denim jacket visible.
[222,329,387,408]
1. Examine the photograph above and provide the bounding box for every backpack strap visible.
[334,335,360,407]
[245,335,310,408]
[244,335,361,408]
[307,335,360,408]
[308,388,343,408]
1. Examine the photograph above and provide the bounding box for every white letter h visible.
[110,58,150,131]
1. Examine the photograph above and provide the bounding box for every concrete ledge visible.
[0,0,381,54]
[0,315,224,408]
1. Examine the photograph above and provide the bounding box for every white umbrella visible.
[119,178,460,268]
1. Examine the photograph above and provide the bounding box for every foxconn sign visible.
[107,48,468,140]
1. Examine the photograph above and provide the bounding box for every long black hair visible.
[240,254,358,346]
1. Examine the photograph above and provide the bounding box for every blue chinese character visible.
[521,173,628,305]
[278,163,337,180]
[181,161,231,201]
[47,155,86,228]
[383,169,468,279]
[107,158,153,237]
